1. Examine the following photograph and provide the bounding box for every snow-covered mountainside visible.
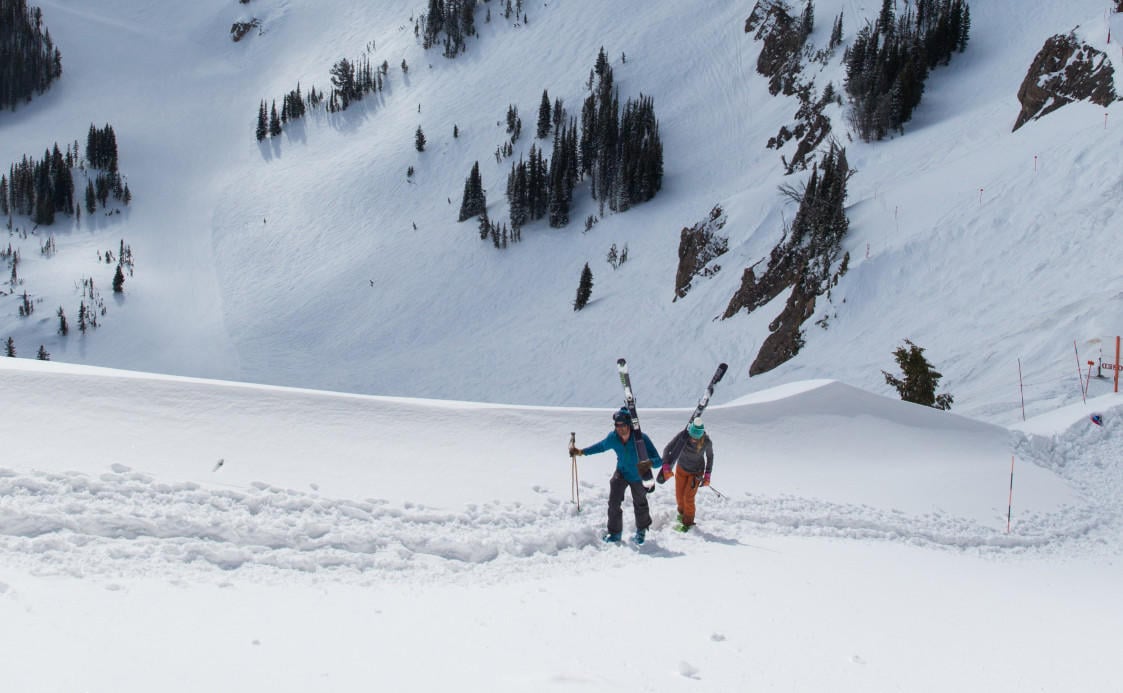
[2,0,1122,422]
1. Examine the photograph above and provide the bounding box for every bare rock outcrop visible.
[673,206,729,301]
[745,0,807,97]
[1014,31,1119,131]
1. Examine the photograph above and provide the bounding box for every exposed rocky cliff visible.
[745,0,807,97]
[673,206,729,301]
[1014,31,1120,131]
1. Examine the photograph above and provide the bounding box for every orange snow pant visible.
[674,466,703,526]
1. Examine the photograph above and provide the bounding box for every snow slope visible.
[2,0,1122,423]
[1,359,1121,691]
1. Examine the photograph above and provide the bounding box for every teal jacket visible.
[581,430,665,483]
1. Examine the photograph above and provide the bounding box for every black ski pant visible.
[607,470,651,534]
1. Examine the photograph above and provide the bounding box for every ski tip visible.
[617,358,627,367]
[716,363,729,377]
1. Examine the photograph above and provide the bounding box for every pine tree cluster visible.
[327,56,383,112]
[86,123,118,172]
[478,210,520,249]
[501,48,664,234]
[257,83,325,141]
[844,0,971,141]
[4,147,73,225]
[0,0,62,112]
[2,125,129,226]
[254,54,385,141]
[582,48,664,215]
[421,0,478,58]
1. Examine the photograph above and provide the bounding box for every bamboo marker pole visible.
[1075,341,1087,404]
[1006,456,1016,534]
[1018,359,1026,422]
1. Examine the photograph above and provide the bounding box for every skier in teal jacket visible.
[570,407,665,544]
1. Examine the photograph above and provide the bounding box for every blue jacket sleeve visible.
[581,434,613,456]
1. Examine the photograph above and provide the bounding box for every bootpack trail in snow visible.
[0,430,1116,585]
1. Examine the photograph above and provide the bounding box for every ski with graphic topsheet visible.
[616,358,655,490]
[658,363,729,483]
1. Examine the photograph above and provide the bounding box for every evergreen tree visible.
[85,179,96,214]
[536,89,552,138]
[56,305,67,335]
[113,264,125,293]
[552,97,565,131]
[5,337,14,357]
[36,344,49,360]
[957,3,971,52]
[256,100,268,141]
[829,12,843,49]
[877,0,894,33]
[330,58,357,109]
[801,0,814,37]
[882,339,953,410]
[269,100,282,137]
[573,262,593,311]
[478,208,492,240]
[505,104,522,140]
[415,126,427,152]
[458,161,486,221]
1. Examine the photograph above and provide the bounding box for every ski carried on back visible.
[616,358,655,490]
[658,362,728,484]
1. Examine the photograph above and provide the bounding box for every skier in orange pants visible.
[662,418,714,532]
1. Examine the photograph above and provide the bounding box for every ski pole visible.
[707,485,726,499]
[570,432,581,512]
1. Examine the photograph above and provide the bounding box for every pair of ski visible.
[615,359,728,490]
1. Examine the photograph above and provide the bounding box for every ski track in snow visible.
[1,414,1118,584]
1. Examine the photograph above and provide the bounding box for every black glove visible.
[569,446,582,457]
